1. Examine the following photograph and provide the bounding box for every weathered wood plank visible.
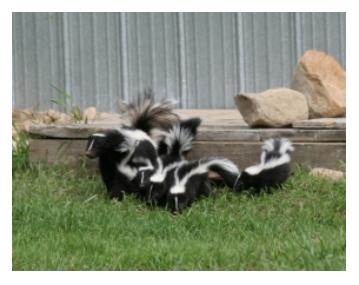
[29,139,346,171]
[29,123,345,142]
[292,117,346,129]
[189,141,345,170]
[28,109,346,142]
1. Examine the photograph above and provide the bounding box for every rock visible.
[47,109,62,121]
[290,50,346,118]
[83,107,97,121]
[36,112,53,124]
[234,88,309,127]
[310,168,344,182]
[22,120,32,132]
[55,113,72,124]
[12,109,33,122]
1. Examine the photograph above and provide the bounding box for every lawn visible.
[12,147,345,270]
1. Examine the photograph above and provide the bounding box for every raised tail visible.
[204,158,241,189]
[118,89,180,141]
[236,137,294,192]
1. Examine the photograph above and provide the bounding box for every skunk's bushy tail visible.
[204,158,241,189]
[162,117,202,158]
[236,137,294,192]
[119,89,180,140]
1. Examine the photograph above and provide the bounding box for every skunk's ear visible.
[179,117,202,136]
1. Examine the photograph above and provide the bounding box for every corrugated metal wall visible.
[12,12,346,111]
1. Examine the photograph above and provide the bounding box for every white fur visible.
[92,133,106,137]
[118,128,157,149]
[279,138,294,154]
[150,160,187,183]
[116,142,138,180]
[87,139,95,152]
[245,153,291,176]
[165,125,194,154]
[134,158,155,171]
[169,159,239,194]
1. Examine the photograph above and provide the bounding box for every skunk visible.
[153,158,240,213]
[234,137,294,193]
[85,128,158,200]
[136,117,202,204]
[85,91,180,199]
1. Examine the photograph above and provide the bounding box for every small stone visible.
[22,120,32,132]
[47,109,62,121]
[291,50,346,118]
[234,88,309,127]
[310,168,344,182]
[55,113,72,124]
[83,107,97,121]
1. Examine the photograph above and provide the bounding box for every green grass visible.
[12,136,345,271]
[12,161,345,270]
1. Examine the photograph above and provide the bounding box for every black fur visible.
[85,129,158,200]
[235,138,294,193]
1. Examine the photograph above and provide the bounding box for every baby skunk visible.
[234,137,294,193]
[85,129,158,200]
[137,117,202,205]
[156,158,240,214]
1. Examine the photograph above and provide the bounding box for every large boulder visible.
[290,50,346,118]
[234,88,309,127]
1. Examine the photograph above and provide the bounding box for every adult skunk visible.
[85,90,178,199]
[234,137,294,193]
[85,129,158,200]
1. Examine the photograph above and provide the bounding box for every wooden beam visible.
[292,117,346,129]
[29,139,346,170]
[29,123,345,142]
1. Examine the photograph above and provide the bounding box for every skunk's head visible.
[261,137,294,163]
[85,131,127,159]
[86,129,153,160]
[159,117,202,158]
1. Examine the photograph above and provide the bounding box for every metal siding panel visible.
[13,13,26,108]
[20,13,39,108]
[339,13,346,68]
[183,13,238,109]
[221,13,238,108]
[241,13,256,92]
[34,13,55,109]
[280,13,297,86]
[48,13,66,110]
[13,12,346,111]
[184,13,212,108]
[105,13,122,110]
[124,13,180,106]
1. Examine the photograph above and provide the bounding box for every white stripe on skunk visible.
[169,158,240,194]
[235,137,294,192]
